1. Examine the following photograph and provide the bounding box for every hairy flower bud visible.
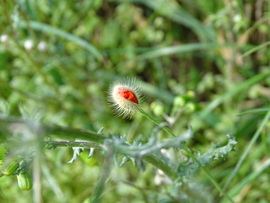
[108,79,142,119]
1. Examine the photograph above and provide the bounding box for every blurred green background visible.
[0,0,270,202]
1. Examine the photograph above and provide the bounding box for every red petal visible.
[118,89,138,104]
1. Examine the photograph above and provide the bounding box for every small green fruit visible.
[17,172,33,190]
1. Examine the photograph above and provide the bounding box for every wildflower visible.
[24,39,34,50]
[154,169,172,185]
[37,41,47,52]
[233,14,241,22]
[0,34,8,43]
[108,79,141,119]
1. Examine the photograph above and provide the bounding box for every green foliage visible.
[0,0,270,202]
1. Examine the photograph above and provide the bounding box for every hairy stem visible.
[44,141,103,148]
[0,116,106,143]
[0,116,177,179]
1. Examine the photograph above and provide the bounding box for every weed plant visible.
[0,0,270,202]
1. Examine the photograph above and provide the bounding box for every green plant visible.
[0,82,237,202]
[1,0,270,202]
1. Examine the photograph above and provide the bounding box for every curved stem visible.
[138,108,175,137]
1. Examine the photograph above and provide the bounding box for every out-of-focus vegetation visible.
[0,0,270,202]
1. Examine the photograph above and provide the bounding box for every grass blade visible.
[20,21,103,60]
[137,43,216,60]
[227,159,270,199]
[223,110,270,191]
[242,41,270,57]
[136,43,251,60]
[110,0,215,42]
[238,108,270,116]
[200,70,270,119]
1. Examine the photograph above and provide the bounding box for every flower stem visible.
[138,108,175,137]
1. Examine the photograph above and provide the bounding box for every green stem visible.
[45,125,106,143]
[138,108,234,203]
[0,116,106,143]
[44,141,103,148]
[144,155,177,179]
[0,116,176,179]
[138,108,175,137]
[91,141,114,203]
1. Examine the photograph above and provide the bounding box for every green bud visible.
[2,160,19,176]
[186,90,195,99]
[174,96,185,108]
[185,103,196,113]
[150,102,164,117]
[17,172,33,190]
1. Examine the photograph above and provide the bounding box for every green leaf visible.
[238,108,270,116]
[200,70,270,119]
[242,41,270,57]
[110,0,215,42]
